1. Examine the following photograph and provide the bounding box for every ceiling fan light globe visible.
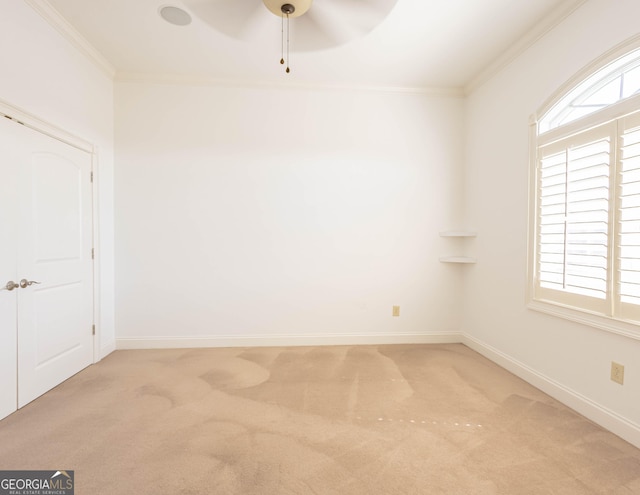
[263,0,312,18]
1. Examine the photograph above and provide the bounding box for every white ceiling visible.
[43,0,585,91]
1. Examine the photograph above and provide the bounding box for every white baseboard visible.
[99,340,116,360]
[115,332,462,350]
[460,332,640,450]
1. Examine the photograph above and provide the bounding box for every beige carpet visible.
[0,344,639,494]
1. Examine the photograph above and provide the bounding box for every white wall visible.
[114,82,464,347]
[0,0,115,357]
[463,0,640,447]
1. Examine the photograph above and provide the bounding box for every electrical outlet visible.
[392,305,400,317]
[611,362,624,385]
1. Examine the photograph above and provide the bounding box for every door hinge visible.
[92,324,96,336]
[91,248,95,260]
[90,171,94,182]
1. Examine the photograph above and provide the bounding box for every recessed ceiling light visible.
[159,6,192,26]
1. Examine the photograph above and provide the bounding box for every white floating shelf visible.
[439,256,477,264]
[439,230,477,263]
[439,231,477,237]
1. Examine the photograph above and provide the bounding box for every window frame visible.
[528,39,640,342]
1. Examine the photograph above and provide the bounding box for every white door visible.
[0,118,20,419]
[0,116,94,411]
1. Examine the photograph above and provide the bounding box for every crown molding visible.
[23,0,116,78]
[464,0,588,95]
[114,72,465,97]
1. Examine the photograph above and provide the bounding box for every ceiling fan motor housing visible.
[263,0,312,18]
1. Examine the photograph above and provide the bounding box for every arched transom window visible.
[540,46,640,133]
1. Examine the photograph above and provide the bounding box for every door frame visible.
[0,98,101,364]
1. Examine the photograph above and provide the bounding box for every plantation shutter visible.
[618,111,640,321]
[535,123,615,314]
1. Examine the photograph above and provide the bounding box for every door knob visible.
[1,281,19,291]
[19,279,41,289]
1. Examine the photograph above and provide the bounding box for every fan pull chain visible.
[280,13,285,66]
[280,13,291,73]
[286,13,290,73]
[279,3,294,74]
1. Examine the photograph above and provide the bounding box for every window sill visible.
[528,299,640,342]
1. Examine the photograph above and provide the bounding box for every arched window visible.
[529,42,640,335]
[540,46,640,133]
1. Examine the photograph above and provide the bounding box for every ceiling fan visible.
[182,0,399,52]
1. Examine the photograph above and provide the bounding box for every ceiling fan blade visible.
[183,0,265,38]
[294,0,399,52]
[295,7,354,51]
[322,0,399,24]
[184,0,398,51]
